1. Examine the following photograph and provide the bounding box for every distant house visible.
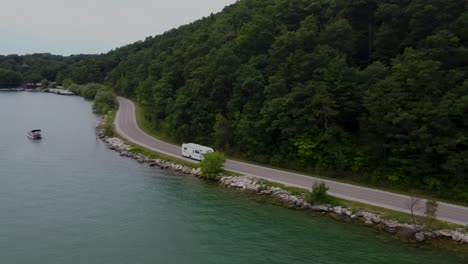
[20,63,31,71]
[25,83,37,88]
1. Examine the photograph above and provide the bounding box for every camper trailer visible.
[181,143,214,161]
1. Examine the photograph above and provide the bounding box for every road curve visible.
[115,97,468,225]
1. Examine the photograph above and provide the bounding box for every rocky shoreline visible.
[220,176,468,244]
[96,123,468,246]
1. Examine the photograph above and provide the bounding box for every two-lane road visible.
[115,97,468,225]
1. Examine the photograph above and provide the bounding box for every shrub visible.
[102,111,115,137]
[200,152,226,179]
[81,83,100,99]
[62,78,73,88]
[424,199,439,229]
[40,79,49,88]
[306,182,333,205]
[424,199,438,217]
[68,84,82,94]
[93,88,117,114]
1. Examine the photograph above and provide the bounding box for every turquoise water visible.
[0,92,465,264]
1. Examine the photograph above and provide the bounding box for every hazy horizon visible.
[0,0,236,56]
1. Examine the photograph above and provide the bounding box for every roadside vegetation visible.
[102,111,115,137]
[257,179,307,197]
[93,88,117,114]
[200,152,226,179]
[68,83,104,100]
[424,199,439,230]
[68,83,117,114]
[134,102,179,145]
[306,182,340,206]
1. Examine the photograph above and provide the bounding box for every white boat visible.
[27,129,42,139]
[46,88,75,96]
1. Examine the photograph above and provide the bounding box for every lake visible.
[0,92,464,264]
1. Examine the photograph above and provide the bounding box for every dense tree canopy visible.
[0,68,22,87]
[0,53,94,86]
[2,0,467,201]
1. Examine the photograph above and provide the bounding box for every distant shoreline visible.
[0,88,75,96]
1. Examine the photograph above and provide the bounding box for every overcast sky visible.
[0,0,237,55]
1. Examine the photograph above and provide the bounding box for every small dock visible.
[44,88,75,96]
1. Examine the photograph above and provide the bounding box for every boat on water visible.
[27,129,42,139]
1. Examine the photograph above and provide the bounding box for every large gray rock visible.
[342,208,348,215]
[436,230,468,243]
[310,205,329,212]
[371,217,381,224]
[333,206,343,215]
[260,189,273,195]
[356,211,365,217]
[382,220,398,233]
[424,232,437,240]
[295,198,304,207]
[415,232,425,242]
[289,196,299,205]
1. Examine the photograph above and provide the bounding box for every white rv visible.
[181,143,214,161]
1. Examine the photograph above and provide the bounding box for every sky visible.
[0,0,237,56]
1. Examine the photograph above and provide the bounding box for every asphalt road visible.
[115,97,468,225]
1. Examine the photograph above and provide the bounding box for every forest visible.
[0,53,93,87]
[2,0,467,202]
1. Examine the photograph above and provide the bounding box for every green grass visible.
[224,171,242,177]
[257,179,308,196]
[338,199,463,231]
